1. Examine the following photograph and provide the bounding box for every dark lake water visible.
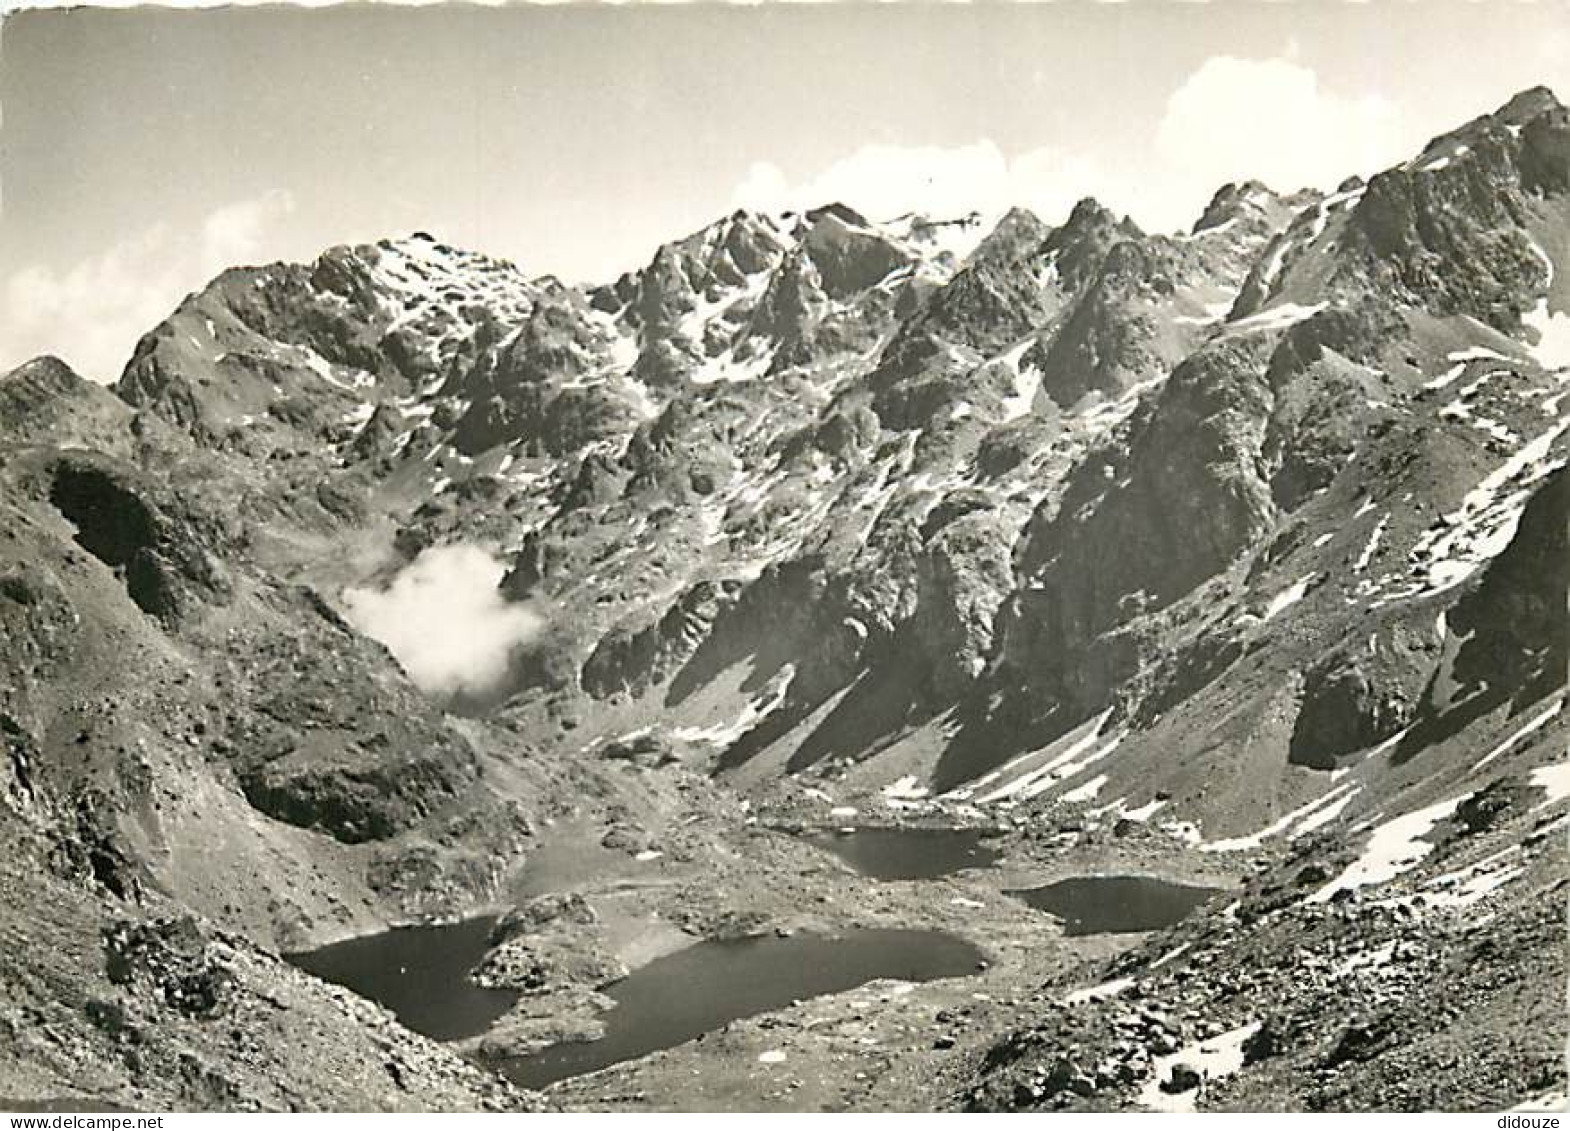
[1008,874,1224,936]
[288,917,984,1091]
[796,826,1001,880]
[497,927,985,1089]
[285,915,516,1042]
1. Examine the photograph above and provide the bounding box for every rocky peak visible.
[1059,196,1122,232]
[964,207,1049,268]
[797,203,913,299]
[4,354,86,396]
[627,210,792,327]
[1190,180,1299,234]
[631,242,701,332]
[922,215,1053,332]
[746,247,825,345]
[801,201,871,228]
[1493,84,1564,129]
[1227,86,1567,335]
[1,356,137,454]
[1516,90,1570,195]
[116,232,541,443]
[1043,197,1140,290]
[1409,86,1562,164]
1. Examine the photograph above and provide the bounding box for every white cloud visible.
[730,56,1406,238]
[340,543,542,698]
[4,226,184,386]
[1154,55,1404,210]
[0,189,294,383]
[199,190,295,275]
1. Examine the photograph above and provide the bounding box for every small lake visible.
[497,928,984,1089]
[288,917,984,1091]
[285,916,515,1042]
[1008,874,1224,936]
[796,826,1001,881]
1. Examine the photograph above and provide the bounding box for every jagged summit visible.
[99,82,1568,799]
[1492,83,1563,127]
[3,353,84,387]
[1189,180,1300,234]
[802,200,871,227]
[1407,83,1566,170]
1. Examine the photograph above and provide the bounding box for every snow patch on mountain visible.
[1200,780,1360,853]
[969,710,1118,804]
[1523,298,1570,371]
[1307,794,1466,903]
[1529,760,1570,808]
[1138,1022,1261,1113]
[1261,574,1315,621]
[1222,301,1327,337]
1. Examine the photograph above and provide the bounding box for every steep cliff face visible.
[945,89,1569,1116]
[7,369,551,954]
[0,355,547,1107]
[1397,464,1568,755]
[961,467,1567,1115]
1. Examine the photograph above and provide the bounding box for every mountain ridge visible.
[0,84,1564,1112]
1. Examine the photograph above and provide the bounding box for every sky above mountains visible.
[1,1,1567,381]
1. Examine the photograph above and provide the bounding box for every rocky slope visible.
[0,87,1565,1111]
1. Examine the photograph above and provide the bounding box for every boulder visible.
[1160,1062,1203,1094]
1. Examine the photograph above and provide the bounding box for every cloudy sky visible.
[1,1,1567,381]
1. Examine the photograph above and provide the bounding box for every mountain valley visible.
[0,86,1566,1113]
